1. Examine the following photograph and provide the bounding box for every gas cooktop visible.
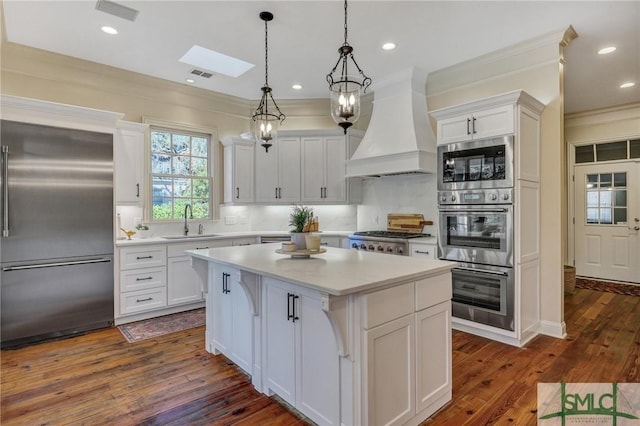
[351,231,432,239]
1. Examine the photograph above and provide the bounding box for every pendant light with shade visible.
[326,0,371,134]
[251,11,285,153]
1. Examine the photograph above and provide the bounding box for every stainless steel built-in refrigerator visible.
[1,120,114,348]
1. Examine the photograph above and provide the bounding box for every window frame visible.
[143,118,219,223]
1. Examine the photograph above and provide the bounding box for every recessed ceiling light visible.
[186,78,195,84]
[101,26,118,35]
[382,42,396,51]
[292,84,302,90]
[598,46,616,55]
[620,82,636,89]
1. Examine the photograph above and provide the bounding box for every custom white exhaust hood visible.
[346,67,437,177]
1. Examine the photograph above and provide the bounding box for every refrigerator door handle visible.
[2,257,112,272]
[2,145,8,238]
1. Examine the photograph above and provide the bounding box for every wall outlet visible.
[225,215,237,225]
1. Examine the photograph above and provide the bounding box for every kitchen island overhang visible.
[188,244,457,426]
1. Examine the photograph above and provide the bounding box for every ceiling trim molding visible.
[0,93,124,132]
[565,102,640,128]
[426,27,577,97]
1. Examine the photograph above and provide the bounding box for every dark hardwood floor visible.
[2,287,639,425]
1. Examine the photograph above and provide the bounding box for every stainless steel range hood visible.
[346,67,437,177]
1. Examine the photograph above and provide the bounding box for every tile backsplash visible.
[116,174,438,238]
[358,173,438,236]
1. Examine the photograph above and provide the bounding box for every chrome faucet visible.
[184,204,193,235]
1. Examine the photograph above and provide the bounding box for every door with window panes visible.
[574,162,640,283]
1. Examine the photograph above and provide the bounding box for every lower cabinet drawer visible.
[120,267,166,292]
[120,287,167,315]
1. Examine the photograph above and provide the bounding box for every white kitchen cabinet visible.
[431,90,545,347]
[263,277,340,425]
[221,137,254,204]
[360,274,452,425]
[415,301,451,415]
[301,136,347,203]
[320,235,344,248]
[209,264,254,374]
[166,240,227,307]
[409,242,437,259]
[433,104,514,145]
[301,131,363,204]
[115,121,148,204]
[232,237,258,246]
[118,245,167,316]
[255,137,301,203]
[365,314,415,426]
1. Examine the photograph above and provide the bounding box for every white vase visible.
[290,232,307,250]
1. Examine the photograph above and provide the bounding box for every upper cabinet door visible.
[301,137,325,202]
[323,136,347,202]
[115,122,148,204]
[471,105,514,140]
[435,105,514,145]
[255,142,279,203]
[301,136,348,203]
[277,137,301,203]
[222,137,254,204]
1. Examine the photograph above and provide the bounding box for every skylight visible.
[179,45,254,78]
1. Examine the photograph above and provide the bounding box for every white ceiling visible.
[2,1,639,114]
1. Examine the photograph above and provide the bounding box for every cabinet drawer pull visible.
[292,294,300,322]
[136,255,153,260]
[222,272,231,294]
[414,250,430,255]
[466,118,471,135]
[236,187,240,199]
[136,276,153,281]
[136,297,153,302]
[136,183,140,198]
[287,293,294,321]
[472,117,477,134]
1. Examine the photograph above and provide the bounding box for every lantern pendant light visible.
[251,11,285,152]
[326,0,371,134]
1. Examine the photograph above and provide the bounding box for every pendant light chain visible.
[264,17,269,87]
[343,0,348,46]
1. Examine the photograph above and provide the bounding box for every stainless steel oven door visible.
[451,264,514,331]
[438,135,514,191]
[438,205,513,266]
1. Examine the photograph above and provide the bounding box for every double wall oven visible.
[438,135,515,331]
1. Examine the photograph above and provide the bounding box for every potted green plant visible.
[289,204,313,249]
[135,223,150,239]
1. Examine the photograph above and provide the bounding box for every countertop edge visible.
[187,248,455,297]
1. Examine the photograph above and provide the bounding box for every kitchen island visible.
[188,244,456,426]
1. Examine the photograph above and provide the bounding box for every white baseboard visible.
[538,320,567,339]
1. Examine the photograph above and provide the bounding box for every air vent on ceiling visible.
[190,69,214,79]
[95,0,139,22]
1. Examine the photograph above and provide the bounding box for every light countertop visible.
[187,244,455,296]
[115,230,354,246]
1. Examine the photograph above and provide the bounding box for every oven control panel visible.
[438,188,513,205]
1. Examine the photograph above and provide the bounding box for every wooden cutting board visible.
[387,214,433,233]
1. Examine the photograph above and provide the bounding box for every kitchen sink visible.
[161,234,222,240]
